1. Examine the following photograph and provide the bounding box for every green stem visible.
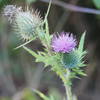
[65,69,73,100]
[65,84,73,100]
[57,69,73,100]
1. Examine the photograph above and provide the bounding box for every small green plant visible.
[3,1,87,100]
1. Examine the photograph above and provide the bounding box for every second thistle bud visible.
[3,5,43,41]
[14,11,43,40]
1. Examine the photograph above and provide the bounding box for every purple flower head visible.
[51,32,77,53]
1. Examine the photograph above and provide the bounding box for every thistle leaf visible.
[72,68,87,76]
[23,46,38,57]
[23,46,60,68]
[14,38,35,50]
[33,89,49,100]
[78,32,86,53]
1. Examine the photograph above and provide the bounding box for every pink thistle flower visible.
[51,32,77,53]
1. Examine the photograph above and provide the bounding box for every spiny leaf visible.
[72,68,87,76]
[23,46,38,57]
[36,52,60,67]
[78,32,86,53]
[14,38,35,50]
[23,46,59,67]
[33,89,49,100]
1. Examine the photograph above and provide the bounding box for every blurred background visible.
[0,0,100,100]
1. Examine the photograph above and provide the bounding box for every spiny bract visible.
[62,50,81,68]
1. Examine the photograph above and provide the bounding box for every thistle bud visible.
[14,10,42,40]
[3,5,43,41]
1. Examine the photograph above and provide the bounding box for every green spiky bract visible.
[62,50,81,68]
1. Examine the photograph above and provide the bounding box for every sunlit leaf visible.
[93,0,100,9]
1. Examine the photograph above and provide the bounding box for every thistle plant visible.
[3,1,87,100]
